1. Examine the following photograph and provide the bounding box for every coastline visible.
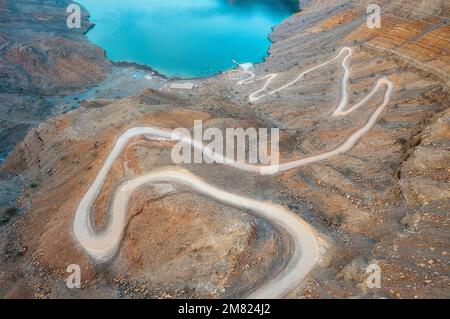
[77,1,301,81]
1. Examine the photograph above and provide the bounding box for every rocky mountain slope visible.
[0,0,111,160]
[0,0,449,298]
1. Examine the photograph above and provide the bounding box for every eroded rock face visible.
[400,109,450,207]
[0,0,449,298]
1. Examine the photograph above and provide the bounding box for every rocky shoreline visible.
[0,0,449,299]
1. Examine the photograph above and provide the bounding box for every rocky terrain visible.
[0,0,107,159]
[0,0,449,298]
[0,0,169,162]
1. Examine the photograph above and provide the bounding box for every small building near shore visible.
[169,82,195,90]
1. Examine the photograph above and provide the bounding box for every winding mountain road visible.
[74,47,394,298]
[75,168,320,299]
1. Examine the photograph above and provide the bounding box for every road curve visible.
[74,168,320,299]
[238,47,354,103]
[74,46,394,298]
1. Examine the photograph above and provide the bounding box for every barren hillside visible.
[0,0,448,298]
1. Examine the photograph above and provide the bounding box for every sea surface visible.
[77,0,299,78]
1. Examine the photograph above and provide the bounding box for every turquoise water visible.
[77,0,298,78]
